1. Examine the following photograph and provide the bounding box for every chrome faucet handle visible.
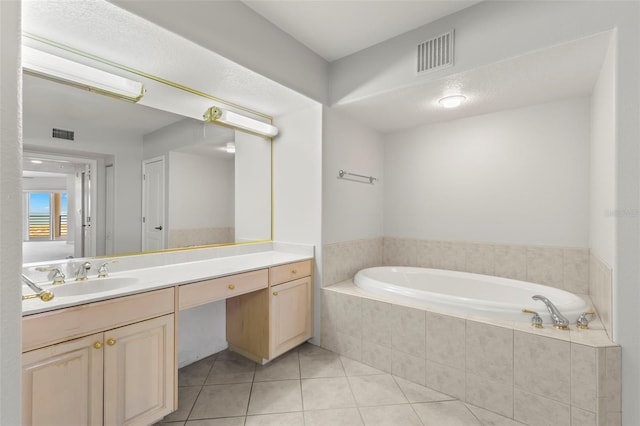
[576,310,596,330]
[97,260,118,278]
[532,295,570,330]
[35,266,66,284]
[522,309,543,328]
[75,261,92,281]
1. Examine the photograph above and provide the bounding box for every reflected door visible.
[142,157,165,251]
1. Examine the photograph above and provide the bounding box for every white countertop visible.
[22,250,313,316]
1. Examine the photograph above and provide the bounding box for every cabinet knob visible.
[291,269,297,274]
[93,341,103,349]
[106,338,117,346]
[228,284,235,290]
[273,291,278,296]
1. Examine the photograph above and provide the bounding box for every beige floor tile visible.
[394,376,456,403]
[179,355,216,387]
[358,404,422,426]
[412,401,481,426]
[206,358,256,385]
[301,377,356,410]
[299,342,335,357]
[254,352,300,382]
[341,356,386,376]
[245,412,304,426]
[348,375,408,407]
[185,418,245,426]
[304,408,364,426]
[466,404,526,426]
[189,383,252,419]
[162,386,200,422]
[247,380,303,415]
[300,352,345,378]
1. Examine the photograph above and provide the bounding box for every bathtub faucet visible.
[532,295,570,330]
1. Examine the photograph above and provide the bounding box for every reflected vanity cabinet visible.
[226,260,313,364]
[21,288,175,426]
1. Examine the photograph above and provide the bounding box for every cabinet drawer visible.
[179,269,268,310]
[22,287,175,352]
[269,260,312,286]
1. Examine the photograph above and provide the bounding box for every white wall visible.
[589,33,616,266]
[168,151,233,229]
[0,1,22,423]
[274,103,323,342]
[384,97,590,247]
[111,0,329,104]
[23,119,143,255]
[235,131,271,242]
[322,107,385,244]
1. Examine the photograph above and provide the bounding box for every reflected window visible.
[25,192,67,241]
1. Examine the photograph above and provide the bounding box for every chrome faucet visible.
[36,266,66,284]
[75,261,92,281]
[97,260,117,278]
[532,295,570,330]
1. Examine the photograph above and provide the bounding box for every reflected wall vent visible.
[52,128,74,141]
[417,30,454,74]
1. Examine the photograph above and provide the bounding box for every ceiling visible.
[22,0,611,137]
[336,31,611,133]
[243,1,481,62]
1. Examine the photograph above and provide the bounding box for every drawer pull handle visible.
[106,338,117,346]
[228,284,235,290]
[291,269,298,274]
[273,291,278,296]
[93,341,103,349]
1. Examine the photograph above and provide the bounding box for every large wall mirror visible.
[22,47,273,264]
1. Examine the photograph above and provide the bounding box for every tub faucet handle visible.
[576,310,596,330]
[522,309,543,328]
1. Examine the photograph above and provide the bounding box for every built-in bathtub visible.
[354,266,590,324]
[321,267,621,425]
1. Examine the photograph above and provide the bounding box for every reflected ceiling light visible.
[22,46,145,102]
[438,95,466,108]
[30,160,43,164]
[203,106,278,138]
[225,142,236,154]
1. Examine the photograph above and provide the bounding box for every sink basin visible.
[52,277,140,298]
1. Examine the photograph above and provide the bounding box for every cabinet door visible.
[22,333,104,426]
[270,276,313,358]
[103,314,175,426]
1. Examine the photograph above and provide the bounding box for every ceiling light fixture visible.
[203,106,278,138]
[225,142,236,154]
[438,95,466,109]
[22,46,145,102]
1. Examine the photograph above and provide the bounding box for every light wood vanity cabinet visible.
[22,288,175,426]
[227,260,313,363]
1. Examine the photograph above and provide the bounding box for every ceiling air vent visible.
[52,128,74,141]
[417,30,454,74]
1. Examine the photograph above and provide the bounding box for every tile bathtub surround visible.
[589,252,613,337]
[321,286,621,426]
[380,237,590,294]
[155,343,523,426]
[322,238,383,287]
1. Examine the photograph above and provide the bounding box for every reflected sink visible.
[52,277,139,298]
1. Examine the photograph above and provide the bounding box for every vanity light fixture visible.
[22,46,145,103]
[203,106,279,138]
[438,94,466,108]
[225,142,236,154]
